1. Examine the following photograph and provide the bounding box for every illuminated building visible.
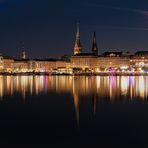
[98,52,131,71]
[71,54,98,72]
[130,51,148,71]
[55,60,71,74]
[0,56,3,72]
[2,56,14,73]
[14,59,35,73]
[34,59,56,73]
[34,59,71,74]
[71,31,99,72]
[71,28,130,73]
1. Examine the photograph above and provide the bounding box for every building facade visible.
[98,52,131,71]
[2,56,14,73]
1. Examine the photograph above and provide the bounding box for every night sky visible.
[0,0,148,58]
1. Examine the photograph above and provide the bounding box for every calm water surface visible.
[0,75,148,146]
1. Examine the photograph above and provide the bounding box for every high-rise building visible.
[92,32,98,55]
[74,23,82,55]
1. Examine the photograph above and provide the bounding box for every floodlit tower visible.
[22,50,26,59]
[74,23,82,55]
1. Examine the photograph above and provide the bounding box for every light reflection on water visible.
[0,76,148,100]
[0,75,148,144]
[0,75,148,128]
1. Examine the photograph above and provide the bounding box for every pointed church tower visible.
[74,23,82,55]
[22,50,26,59]
[92,32,98,55]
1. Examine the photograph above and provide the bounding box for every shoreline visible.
[0,72,148,76]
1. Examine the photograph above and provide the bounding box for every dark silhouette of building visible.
[92,32,98,55]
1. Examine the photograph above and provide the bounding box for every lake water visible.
[0,75,148,147]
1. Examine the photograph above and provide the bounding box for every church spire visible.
[92,32,98,55]
[74,23,82,55]
[77,22,80,36]
[22,50,26,59]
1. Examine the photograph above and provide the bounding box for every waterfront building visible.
[98,52,131,71]
[34,59,71,74]
[34,59,57,73]
[0,55,3,72]
[71,29,99,73]
[71,54,98,72]
[130,51,148,72]
[14,59,33,73]
[3,56,14,73]
[55,60,71,74]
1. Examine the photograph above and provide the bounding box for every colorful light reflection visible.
[0,76,147,101]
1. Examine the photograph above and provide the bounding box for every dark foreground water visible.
[0,75,148,147]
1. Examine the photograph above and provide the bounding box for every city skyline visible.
[1,1,148,147]
[1,0,148,58]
